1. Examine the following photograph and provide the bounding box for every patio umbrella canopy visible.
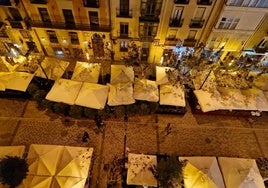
[27,144,63,176]
[110,65,134,84]
[127,153,157,187]
[218,157,265,188]
[35,57,69,80]
[71,61,100,84]
[51,176,87,188]
[0,72,34,92]
[180,156,225,188]
[133,78,159,102]
[160,84,186,107]
[75,82,109,109]
[46,79,83,105]
[21,175,53,188]
[56,146,93,178]
[0,145,25,159]
[156,66,174,85]
[107,82,135,106]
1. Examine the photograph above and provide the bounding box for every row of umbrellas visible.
[0,145,93,188]
[126,153,266,188]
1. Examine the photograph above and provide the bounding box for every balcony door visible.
[9,7,22,20]
[120,0,129,16]
[38,8,51,23]
[89,11,99,26]
[63,9,75,25]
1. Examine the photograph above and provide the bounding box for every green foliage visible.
[33,90,47,104]
[27,82,39,96]
[114,106,125,118]
[52,103,70,115]
[0,156,29,188]
[69,105,84,118]
[139,102,150,115]
[84,108,97,118]
[149,102,159,114]
[39,99,55,111]
[156,155,186,188]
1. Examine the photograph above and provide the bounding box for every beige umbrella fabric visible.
[110,65,134,84]
[127,153,157,187]
[75,82,109,109]
[218,157,265,188]
[107,82,135,106]
[71,62,100,83]
[156,66,174,85]
[160,84,186,107]
[46,79,83,105]
[133,78,159,102]
[27,144,63,176]
[35,57,69,80]
[56,146,93,178]
[52,176,87,188]
[0,145,25,159]
[19,175,53,188]
[180,156,225,188]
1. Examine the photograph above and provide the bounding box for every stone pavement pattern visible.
[0,98,268,188]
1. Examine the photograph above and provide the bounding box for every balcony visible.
[30,0,47,4]
[189,19,205,28]
[174,0,189,4]
[29,21,111,32]
[183,38,196,47]
[169,19,183,27]
[139,16,159,23]
[116,8,132,18]
[140,36,155,42]
[164,38,182,46]
[8,20,23,29]
[83,0,99,8]
[197,0,212,5]
[0,0,19,6]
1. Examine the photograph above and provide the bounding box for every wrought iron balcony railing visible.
[174,0,189,4]
[164,38,181,46]
[169,19,183,27]
[29,20,111,32]
[116,8,132,18]
[183,38,197,47]
[189,19,205,28]
[197,0,212,5]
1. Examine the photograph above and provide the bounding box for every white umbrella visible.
[218,157,265,188]
[160,84,185,107]
[21,175,52,188]
[35,57,69,80]
[110,65,134,84]
[127,153,157,187]
[56,146,93,178]
[0,145,25,159]
[107,82,135,106]
[133,78,159,102]
[0,72,34,92]
[52,177,87,188]
[180,156,225,188]
[71,61,100,83]
[75,82,109,109]
[46,79,83,105]
[27,144,63,176]
[156,66,174,85]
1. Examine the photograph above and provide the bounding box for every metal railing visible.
[116,8,133,18]
[189,19,205,28]
[169,19,184,27]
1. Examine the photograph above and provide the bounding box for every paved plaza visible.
[0,97,268,187]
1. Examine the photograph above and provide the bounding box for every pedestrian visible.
[82,131,89,142]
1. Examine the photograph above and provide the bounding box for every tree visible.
[0,156,29,188]
[156,155,186,188]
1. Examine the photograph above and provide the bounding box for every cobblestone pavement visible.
[0,98,268,187]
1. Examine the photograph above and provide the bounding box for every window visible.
[174,0,189,4]
[46,30,58,43]
[120,22,129,37]
[63,9,75,25]
[120,0,129,15]
[30,0,47,4]
[140,23,157,37]
[187,30,197,39]
[227,0,268,7]
[20,30,31,39]
[69,32,79,44]
[9,8,22,21]
[141,0,162,16]
[38,8,51,23]
[84,0,99,8]
[197,0,212,5]
[120,41,128,52]
[218,17,240,29]
[89,11,99,26]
